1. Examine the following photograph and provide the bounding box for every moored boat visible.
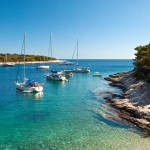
[59,60,75,65]
[72,39,90,73]
[63,70,73,77]
[37,52,49,69]
[93,72,102,77]
[15,33,44,93]
[46,70,67,81]
[45,32,67,81]
[2,54,15,67]
[15,79,43,92]
[2,62,15,67]
[72,67,90,73]
[37,65,49,69]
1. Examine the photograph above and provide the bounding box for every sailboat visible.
[59,60,75,65]
[15,33,44,93]
[2,54,15,67]
[37,52,50,69]
[72,39,90,73]
[45,32,67,81]
[63,70,73,77]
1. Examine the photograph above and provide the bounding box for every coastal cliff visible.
[104,71,150,134]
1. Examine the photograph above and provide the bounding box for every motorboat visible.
[2,62,15,67]
[37,65,49,69]
[2,54,15,67]
[93,72,102,77]
[37,53,49,69]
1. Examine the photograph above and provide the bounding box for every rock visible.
[100,91,124,99]
[109,83,125,91]
[112,93,124,99]
[104,70,150,134]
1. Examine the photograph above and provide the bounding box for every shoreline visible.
[103,71,150,134]
[0,60,63,65]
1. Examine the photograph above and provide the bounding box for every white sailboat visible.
[37,52,50,69]
[59,60,74,77]
[59,60,75,65]
[63,70,73,77]
[37,65,49,69]
[46,70,66,81]
[72,39,90,73]
[2,54,15,67]
[45,32,67,81]
[15,33,44,93]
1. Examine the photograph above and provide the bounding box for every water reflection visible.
[16,90,43,100]
[46,79,67,87]
[34,92,44,100]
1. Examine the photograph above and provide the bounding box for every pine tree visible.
[134,44,150,82]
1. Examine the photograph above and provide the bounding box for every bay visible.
[0,59,149,150]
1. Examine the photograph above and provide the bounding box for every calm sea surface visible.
[0,59,150,150]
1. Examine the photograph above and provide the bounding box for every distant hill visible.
[0,53,56,62]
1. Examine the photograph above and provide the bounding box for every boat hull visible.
[2,63,15,67]
[63,70,73,77]
[37,65,49,69]
[72,68,90,73]
[93,72,102,77]
[46,73,67,81]
[15,82,43,93]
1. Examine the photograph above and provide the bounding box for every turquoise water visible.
[0,59,150,150]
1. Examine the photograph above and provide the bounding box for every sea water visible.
[0,59,150,150]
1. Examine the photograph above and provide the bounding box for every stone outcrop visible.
[104,71,150,134]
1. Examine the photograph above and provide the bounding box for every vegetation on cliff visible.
[133,44,150,82]
[0,53,56,62]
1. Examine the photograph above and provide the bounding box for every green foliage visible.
[133,43,150,82]
[0,53,56,62]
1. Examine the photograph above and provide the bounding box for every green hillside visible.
[0,53,56,62]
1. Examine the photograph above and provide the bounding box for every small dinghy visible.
[93,72,102,77]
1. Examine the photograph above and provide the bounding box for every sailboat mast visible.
[44,52,46,65]
[50,32,52,70]
[23,32,26,83]
[5,53,7,63]
[76,39,78,67]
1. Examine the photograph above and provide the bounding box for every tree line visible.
[0,53,56,62]
[133,43,150,82]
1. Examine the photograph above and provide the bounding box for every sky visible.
[0,0,150,59]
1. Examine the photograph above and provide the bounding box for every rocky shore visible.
[103,71,150,134]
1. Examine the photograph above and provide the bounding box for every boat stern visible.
[34,85,43,92]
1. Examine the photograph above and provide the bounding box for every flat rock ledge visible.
[104,71,150,135]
